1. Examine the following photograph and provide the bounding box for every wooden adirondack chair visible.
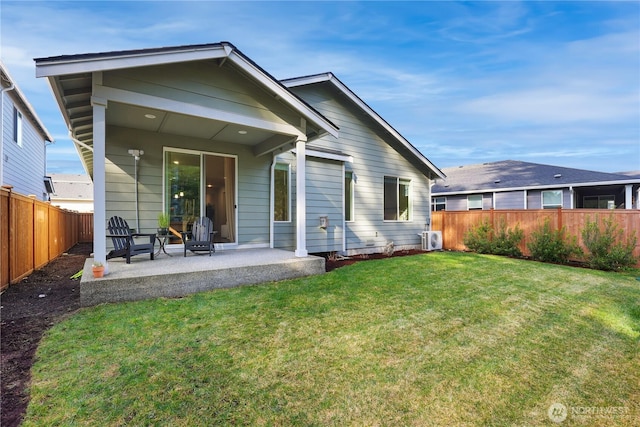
[181,217,217,257]
[106,216,155,264]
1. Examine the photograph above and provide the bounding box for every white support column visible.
[636,187,640,209]
[295,137,308,257]
[625,184,632,209]
[92,95,108,264]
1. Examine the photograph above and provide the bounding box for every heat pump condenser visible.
[421,231,443,251]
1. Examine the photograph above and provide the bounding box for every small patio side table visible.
[155,234,172,256]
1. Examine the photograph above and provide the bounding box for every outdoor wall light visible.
[319,216,329,229]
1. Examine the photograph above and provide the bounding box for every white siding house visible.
[35,43,444,264]
[1,62,54,200]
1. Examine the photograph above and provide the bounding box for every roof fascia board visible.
[284,73,445,180]
[226,51,339,139]
[1,62,54,142]
[432,180,640,196]
[95,84,304,138]
[35,46,228,78]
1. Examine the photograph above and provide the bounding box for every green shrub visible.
[463,220,494,254]
[581,215,637,271]
[527,218,582,264]
[492,219,524,257]
[464,218,524,257]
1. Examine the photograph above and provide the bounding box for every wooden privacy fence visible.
[1,187,94,290]
[431,209,640,266]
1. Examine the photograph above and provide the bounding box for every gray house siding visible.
[103,63,299,132]
[1,93,48,200]
[305,158,344,253]
[495,191,526,209]
[445,195,467,211]
[289,84,430,254]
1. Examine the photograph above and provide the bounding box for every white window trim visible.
[433,196,446,211]
[467,194,483,210]
[274,162,291,223]
[162,146,239,246]
[345,169,355,223]
[542,189,563,209]
[383,176,413,222]
[14,108,23,147]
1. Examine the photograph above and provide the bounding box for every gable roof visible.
[0,61,54,143]
[282,72,445,180]
[432,160,640,195]
[35,42,339,176]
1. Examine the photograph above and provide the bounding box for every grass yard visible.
[24,252,639,426]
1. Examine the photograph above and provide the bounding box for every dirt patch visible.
[323,249,425,272]
[1,243,91,427]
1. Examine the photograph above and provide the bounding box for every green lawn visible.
[25,252,639,426]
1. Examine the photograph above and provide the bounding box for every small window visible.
[345,171,354,221]
[433,196,446,211]
[274,163,290,222]
[542,190,563,209]
[384,176,411,221]
[13,108,23,147]
[467,195,483,210]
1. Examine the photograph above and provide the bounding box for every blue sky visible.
[2,1,639,174]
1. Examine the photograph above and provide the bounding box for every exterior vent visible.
[421,231,443,251]
[554,174,562,178]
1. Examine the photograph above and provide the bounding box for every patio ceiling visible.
[49,71,314,178]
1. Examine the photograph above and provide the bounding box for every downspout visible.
[70,133,94,153]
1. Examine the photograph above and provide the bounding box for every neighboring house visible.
[431,160,640,211]
[35,42,444,264]
[50,173,94,212]
[1,61,54,200]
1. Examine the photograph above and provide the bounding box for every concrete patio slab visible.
[80,248,325,306]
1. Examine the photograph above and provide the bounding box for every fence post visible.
[557,207,563,231]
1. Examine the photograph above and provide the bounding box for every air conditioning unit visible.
[421,231,443,251]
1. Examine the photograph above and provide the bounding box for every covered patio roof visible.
[35,42,339,177]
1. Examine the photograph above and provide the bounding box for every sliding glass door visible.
[164,149,236,244]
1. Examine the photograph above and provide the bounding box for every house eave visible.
[1,61,54,142]
[282,73,445,180]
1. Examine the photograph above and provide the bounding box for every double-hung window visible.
[274,163,290,222]
[467,195,483,210]
[542,190,562,209]
[384,176,411,221]
[433,196,446,211]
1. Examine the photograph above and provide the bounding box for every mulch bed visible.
[0,244,423,426]
[1,243,92,427]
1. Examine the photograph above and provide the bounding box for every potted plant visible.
[157,212,170,235]
[92,261,105,278]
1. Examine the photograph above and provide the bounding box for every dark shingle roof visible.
[432,160,639,193]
